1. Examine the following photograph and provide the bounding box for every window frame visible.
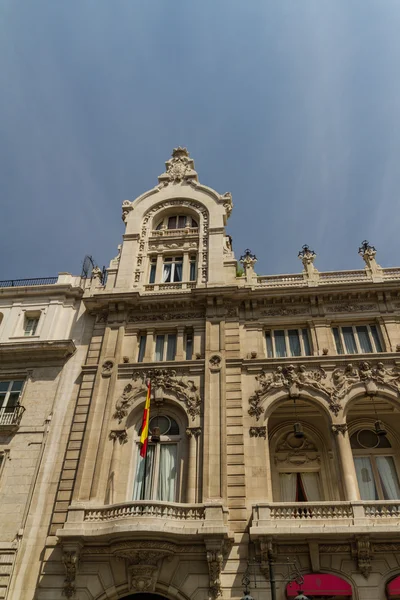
[0,380,25,421]
[265,327,312,358]
[154,333,177,362]
[132,415,182,502]
[351,428,400,500]
[155,214,199,231]
[332,323,383,355]
[162,256,183,283]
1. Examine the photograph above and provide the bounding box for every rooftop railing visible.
[0,277,58,288]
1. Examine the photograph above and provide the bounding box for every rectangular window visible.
[149,257,157,284]
[162,257,183,283]
[137,335,146,363]
[24,317,39,337]
[185,333,193,360]
[133,443,178,502]
[189,256,196,281]
[0,380,24,425]
[265,328,312,358]
[332,324,384,355]
[154,334,177,362]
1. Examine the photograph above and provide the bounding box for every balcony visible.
[0,405,25,432]
[144,282,196,292]
[150,227,199,238]
[250,501,400,539]
[58,500,229,545]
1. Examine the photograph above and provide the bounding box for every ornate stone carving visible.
[62,549,79,598]
[359,240,380,272]
[249,426,266,439]
[221,192,233,219]
[240,249,257,276]
[158,147,198,185]
[325,303,377,313]
[352,536,371,578]
[332,361,400,398]
[111,541,177,593]
[128,311,205,322]
[206,547,224,598]
[101,360,114,378]
[121,200,133,223]
[275,431,319,466]
[109,429,128,444]
[258,539,278,581]
[319,544,351,553]
[186,427,202,438]
[96,311,108,323]
[209,355,222,370]
[114,369,201,422]
[249,364,337,419]
[298,244,318,279]
[261,306,309,317]
[331,423,348,436]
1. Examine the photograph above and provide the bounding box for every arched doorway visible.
[286,573,352,598]
[387,575,400,599]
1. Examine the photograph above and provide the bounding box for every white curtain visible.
[376,456,400,499]
[133,445,155,500]
[166,335,176,361]
[157,444,177,501]
[300,472,321,501]
[288,330,301,357]
[342,327,357,354]
[354,457,377,500]
[155,336,165,362]
[274,331,287,358]
[279,473,296,501]
[356,326,373,353]
[162,264,172,282]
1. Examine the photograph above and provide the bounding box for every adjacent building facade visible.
[2,149,400,599]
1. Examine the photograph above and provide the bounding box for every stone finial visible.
[358,240,381,275]
[158,147,199,186]
[240,249,257,283]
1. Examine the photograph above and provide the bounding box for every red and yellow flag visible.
[140,380,151,457]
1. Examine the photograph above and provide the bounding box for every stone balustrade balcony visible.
[58,500,229,545]
[0,405,25,432]
[150,227,199,238]
[250,501,400,539]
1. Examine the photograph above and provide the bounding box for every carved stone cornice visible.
[352,536,372,579]
[0,340,76,365]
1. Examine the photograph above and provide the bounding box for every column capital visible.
[186,427,202,438]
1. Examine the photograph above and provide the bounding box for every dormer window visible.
[155,215,198,230]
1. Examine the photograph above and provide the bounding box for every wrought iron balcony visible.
[0,277,58,288]
[0,405,25,431]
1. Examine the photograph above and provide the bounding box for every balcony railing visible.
[84,501,206,522]
[254,267,400,288]
[151,227,199,237]
[0,277,58,288]
[0,405,25,429]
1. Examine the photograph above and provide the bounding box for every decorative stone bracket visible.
[331,424,348,436]
[111,541,177,593]
[256,538,278,581]
[61,545,81,599]
[109,428,128,444]
[249,426,266,439]
[352,536,372,578]
[206,540,226,599]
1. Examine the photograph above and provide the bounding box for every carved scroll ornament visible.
[114,369,201,424]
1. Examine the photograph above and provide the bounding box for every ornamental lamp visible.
[151,426,161,443]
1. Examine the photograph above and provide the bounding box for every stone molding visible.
[352,536,372,578]
[249,426,266,439]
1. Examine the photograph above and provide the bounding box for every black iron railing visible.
[0,277,58,288]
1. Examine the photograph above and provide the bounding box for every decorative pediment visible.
[158,147,199,186]
[114,369,201,423]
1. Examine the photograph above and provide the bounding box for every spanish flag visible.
[140,380,151,458]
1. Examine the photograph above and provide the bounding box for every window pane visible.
[11,381,24,392]
[155,336,165,361]
[265,332,273,358]
[274,331,287,357]
[178,216,186,228]
[149,264,156,284]
[157,444,178,502]
[6,393,20,410]
[166,335,176,361]
[173,262,183,282]
[190,261,196,281]
[332,328,343,354]
[302,329,311,356]
[288,330,301,357]
[0,382,10,393]
[138,336,146,363]
[370,325,383,352]
[185,334,193,360]
[376,456,400,499]
[168,216,177,229]
[356,326,373,353]
[354,457,378,500]
[342,327,357,354]
[25,318,38,336]
[133,445,155,500]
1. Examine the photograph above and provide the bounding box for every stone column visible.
[144,329,156,361]
[193,326,203,358]
[175,326,185,361]
[186,427,201,503]
[332,424,360,501]
[182,251,190,282]
[155,254,164,284]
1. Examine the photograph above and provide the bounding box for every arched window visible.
[273,430,323,501]
[351,427,400,500]
[155,214,198,230]
[133,415,181,502]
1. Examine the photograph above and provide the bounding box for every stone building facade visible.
[2,149,400,599]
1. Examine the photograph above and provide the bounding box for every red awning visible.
[387,575,400,598]
[286,574,352,597]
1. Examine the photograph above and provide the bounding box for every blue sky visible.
[1,0,400,280]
